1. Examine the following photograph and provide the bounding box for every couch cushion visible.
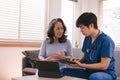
[22,50,40,68]
[114,51,120,77]
[22,50,40,61]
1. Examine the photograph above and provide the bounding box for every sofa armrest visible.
[22,57,38,76]
[22,57,32,70]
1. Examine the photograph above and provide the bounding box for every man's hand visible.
[67,58,82,67]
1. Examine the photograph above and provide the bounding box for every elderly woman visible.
[38,18,73,69]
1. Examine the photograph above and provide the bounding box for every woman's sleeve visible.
[66,40,73,57]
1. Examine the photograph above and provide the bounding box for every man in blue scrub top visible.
[61,12,117,80]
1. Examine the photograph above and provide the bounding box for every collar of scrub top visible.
[86,30,101,60]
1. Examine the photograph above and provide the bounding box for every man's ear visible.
[89,23,94,29]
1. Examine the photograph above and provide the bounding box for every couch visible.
[22,50,39,75]
[22,48,120,79]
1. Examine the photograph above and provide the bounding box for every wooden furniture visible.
[12,75,86,80]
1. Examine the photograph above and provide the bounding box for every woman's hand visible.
[39,56,54,61]
[44,56,55,61]
[52,51,67,60]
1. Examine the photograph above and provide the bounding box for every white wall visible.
[0,47,39,80]
[49,0,62,21]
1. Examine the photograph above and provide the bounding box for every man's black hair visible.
[76,12,98,29]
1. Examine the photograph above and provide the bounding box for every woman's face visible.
[53,21,64,39]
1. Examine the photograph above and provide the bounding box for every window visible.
[61,0,75,44]
[102,0,120,45]
[0,0,46,47]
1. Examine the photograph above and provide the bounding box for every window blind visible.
[0,0,46,46]
[20,0,45,41]
[0,0,19,39]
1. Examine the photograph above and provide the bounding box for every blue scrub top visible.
[82,32,117,79]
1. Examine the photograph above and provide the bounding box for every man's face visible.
[79,24,92,36]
